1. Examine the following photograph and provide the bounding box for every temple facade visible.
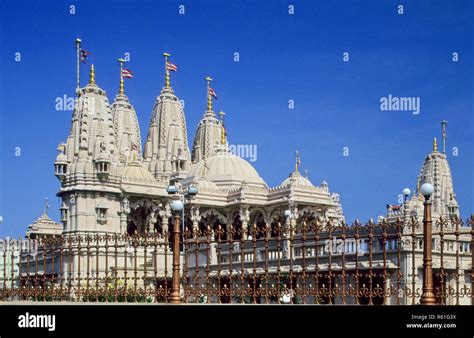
[48,59,344,241]
[20,50,470,305]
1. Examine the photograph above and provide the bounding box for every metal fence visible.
[0,215,472,304]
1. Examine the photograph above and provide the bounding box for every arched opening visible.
[198,214,226,240]
[271,215,285,238]
[127,206,149,235]
[249,211,266,239]
[232,214,243,240]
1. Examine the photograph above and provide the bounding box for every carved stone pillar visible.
[290,204,298,235]
[210,228,218,265]
[158,203,172,238]
[119,196,130,234]
[190,206,201,237]
[284,203,298,258]
[147,210,157,233]
[240,206,250,240]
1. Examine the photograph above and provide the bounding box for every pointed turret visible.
[59,64,118,181]
[191,76,225,163]
[112,59,142,163]
[416,137,459,219]
[143,53,191,182]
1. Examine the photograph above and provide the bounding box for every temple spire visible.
[118,58,125,95]
[219,111,227,144]
[89,64,96,85]
[433,137,438,152]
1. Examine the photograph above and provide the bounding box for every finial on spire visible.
[219,111,227,144]
[206,76,213,111]
[75,38,82,91]
[433,137,438,152]
[44,197,50,216]
[118,58,125,95]
[441,120,447,154]
[164,53,171,88]
[89,64,96,85]
[295,151,301,172]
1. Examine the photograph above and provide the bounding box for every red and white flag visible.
[166,61,178,72]
[209,87,218,100]
[121,68,134,79]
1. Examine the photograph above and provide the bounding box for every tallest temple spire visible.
[143,52,190,181]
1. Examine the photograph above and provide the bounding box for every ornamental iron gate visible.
[0,215,472,305]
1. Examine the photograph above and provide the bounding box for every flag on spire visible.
[166,61,178,72]
[209,87,218,100]
[121,68,134,79]
[80,49,91,63]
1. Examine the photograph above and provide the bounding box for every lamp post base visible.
[420,292,437,305]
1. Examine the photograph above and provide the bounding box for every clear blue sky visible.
[0,0,472,238]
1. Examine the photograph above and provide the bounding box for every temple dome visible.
[122,162,157,182]
[280,171,313,187]
[189,150,267,188]
[187,176,219,191]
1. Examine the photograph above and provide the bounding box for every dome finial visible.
[433,137,438,152]
[295,151,301,172]
[219,111,227,144]
[89,64,96,85]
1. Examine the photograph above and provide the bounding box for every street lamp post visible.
[167,183,199,232]
[419,183,437,305]
[169,200,184,303]
[167,183,198,304]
